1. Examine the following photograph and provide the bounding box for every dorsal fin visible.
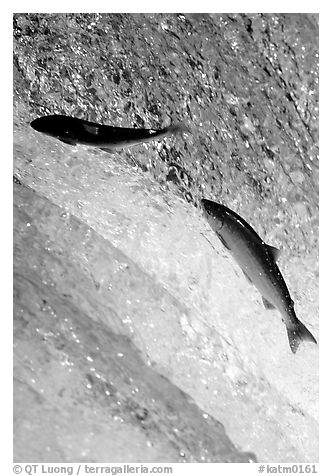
[266,244,280,261]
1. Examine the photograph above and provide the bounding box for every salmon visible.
[201,199,317,353]
[31,115,188,152]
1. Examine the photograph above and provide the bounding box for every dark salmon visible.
[31,115,188,152]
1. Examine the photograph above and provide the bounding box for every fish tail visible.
[286,318,317,354]
[162,123,191,136]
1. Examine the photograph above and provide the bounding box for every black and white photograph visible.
[12,9,320,472]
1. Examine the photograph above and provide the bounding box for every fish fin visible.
[266,244,281,261]
[286,319,317,354]
[83,124,99,135]
[262,296,275,310]
[162,123,191,136]
[59,138,76,145]
[100,147,115,154]
[216,232,231,250]
[242,270,253,284]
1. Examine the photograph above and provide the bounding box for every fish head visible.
[30,115,75,142]
[201,199,227,231]
[31,116,58,135]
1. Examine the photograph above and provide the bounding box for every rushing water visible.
[13,13,318,462]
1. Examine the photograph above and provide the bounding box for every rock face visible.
[13,13,318,462]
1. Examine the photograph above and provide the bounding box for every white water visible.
[14,119,318,462]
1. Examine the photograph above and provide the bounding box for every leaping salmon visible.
[201,198,317,354]
[30,115,188,153]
